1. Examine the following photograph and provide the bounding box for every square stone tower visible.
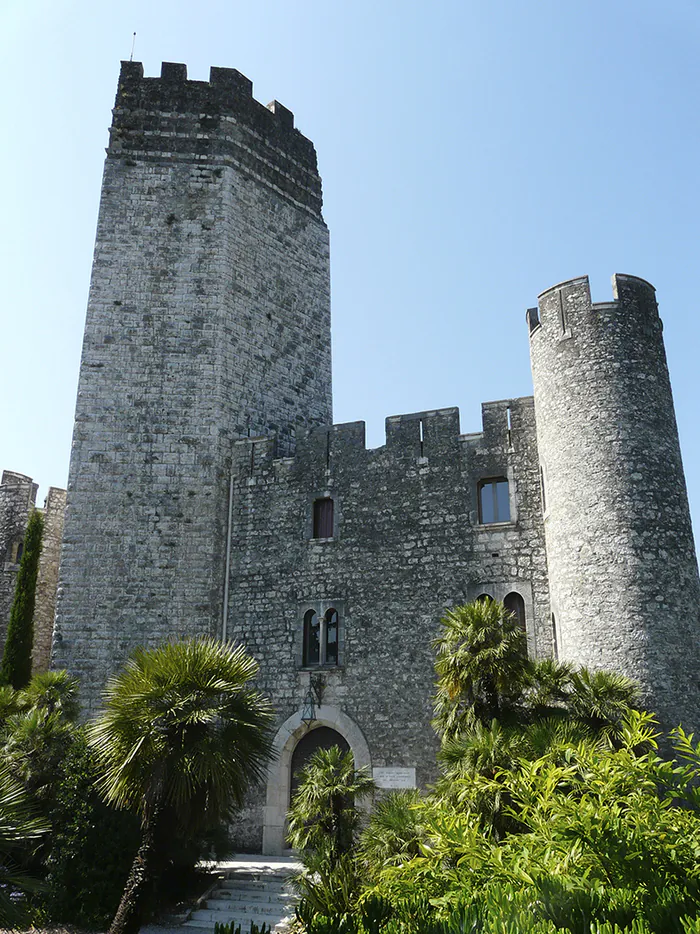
[54,63,331,708]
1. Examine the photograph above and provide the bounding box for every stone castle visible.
[2,61,699,852]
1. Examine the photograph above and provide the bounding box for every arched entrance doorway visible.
[289,726,350,805]
[262,705,371,855]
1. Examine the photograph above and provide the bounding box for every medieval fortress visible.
[2,62,699,851]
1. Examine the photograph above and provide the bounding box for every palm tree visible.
[19,669,80,721]
[567,667,640,737]
[287,745,376,866]
[432,600,528,739]
[0,763,48,928]
[359,788,423,874]
[525,657,574,719]
[88,637,274,934]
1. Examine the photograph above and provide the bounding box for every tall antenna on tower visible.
[130,32,137,62]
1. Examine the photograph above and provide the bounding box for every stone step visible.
[216,885,292,897]
[208,893,296,906]
[214,883,292,891]
[219,877,293,890]
[185,861,299,933]
[200,900,292,916]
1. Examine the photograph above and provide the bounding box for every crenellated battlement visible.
[529,273,659,339]
[229,401,540,480]
[110,61,322,215]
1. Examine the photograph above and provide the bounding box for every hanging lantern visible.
[301,686,316,723]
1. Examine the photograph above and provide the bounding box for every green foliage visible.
[1,671,80,826]
[567,668,641,736]
[364,713,700,933]
[88,637,274,934]
[213,922,271,934]
[89,637,274,821]
[19,669,81,721]
[43,730,140,928]
[295,852,363,922]
[0,762,49,929]
[0,510,44,690]
[432,600,528,738]
[285,602,700,934]
[290,745,377,931]
[288,745,376,865]
[359,790,423,874]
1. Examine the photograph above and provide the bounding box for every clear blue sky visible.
[1,0,699,546]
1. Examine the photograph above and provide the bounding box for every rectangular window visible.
[478,478,510,524]
[312,498,334,538]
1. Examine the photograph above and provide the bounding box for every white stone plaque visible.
[372,766,416,789]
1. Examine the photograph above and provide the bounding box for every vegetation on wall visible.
[0,509,44,690]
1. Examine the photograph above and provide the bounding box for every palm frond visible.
[87,637,274,824]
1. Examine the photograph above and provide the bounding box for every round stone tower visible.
[528,273,700,732]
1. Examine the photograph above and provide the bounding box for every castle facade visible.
[3,62,698,853]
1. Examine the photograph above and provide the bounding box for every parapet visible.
[0,471,38,507]
[110,62,322,215]
[529,274,659,339]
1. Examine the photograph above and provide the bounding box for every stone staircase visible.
[184,859,300,933]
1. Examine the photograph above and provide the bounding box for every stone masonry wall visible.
[0,472,38,654]
[529,274,700,733]
[33,487,66,673]
[54,62,332,710]
[225,400,549,850]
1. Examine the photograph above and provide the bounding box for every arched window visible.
[312,497,334,538]
[325,608,339,665]
[476,593,493,604]
[302,605,341,668]
[14,541,24,563]
[478,478,510,524]
[504,591,526,637]
[303,610,320,666]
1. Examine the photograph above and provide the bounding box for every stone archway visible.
[262,705,371,855]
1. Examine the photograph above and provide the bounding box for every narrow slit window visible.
[559,290,567,334]
[478,478,510,524]
[552,613,558,659]
[540,465,547,513]
[303,610,320,666]
[312,497,334,539]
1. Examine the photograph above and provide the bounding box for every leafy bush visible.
[288,603,700,934]
[44,730,140,928]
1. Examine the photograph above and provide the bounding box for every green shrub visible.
[44,731,140,928]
